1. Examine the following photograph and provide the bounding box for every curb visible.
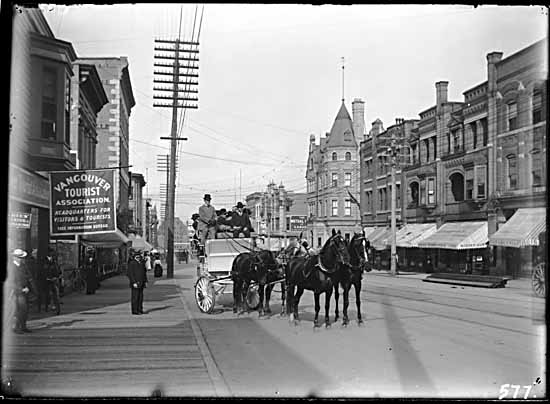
[173,278,232,397]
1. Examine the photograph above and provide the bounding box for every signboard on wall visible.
[290,215,307,232]
[49,169,116,236]
[9,212,32,229]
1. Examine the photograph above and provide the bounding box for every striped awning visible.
[418,221,488,250]
[371,228,393,250]
[395,223,438,248]
[363,227,382,239]
[489,208,546,248]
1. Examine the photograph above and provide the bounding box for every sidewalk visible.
[3,263,228,397]
[367,269,536,297]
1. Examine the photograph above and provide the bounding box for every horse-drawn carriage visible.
[194,237,287,314]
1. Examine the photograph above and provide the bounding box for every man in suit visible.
[127,250,147,315]
[9,249,33,333]
[198,194,217,246]
[231,202,253,238]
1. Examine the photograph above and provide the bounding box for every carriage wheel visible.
[246,284,260,310]
[532,263,546,298]
[195,276,216,313]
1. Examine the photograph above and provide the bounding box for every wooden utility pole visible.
[378,119,407,276]
[153,30,199,278]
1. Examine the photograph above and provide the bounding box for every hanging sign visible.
[49,169,116,236]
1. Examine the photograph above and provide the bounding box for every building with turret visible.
[305,99,364,247]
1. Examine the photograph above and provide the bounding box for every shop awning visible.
[363,227,382,239]
[395,223,438,248]
[370,228,392,250]
[80,228,130,248]
[418,221,488,250]
[127,234,153,251]
[489,208,546,248]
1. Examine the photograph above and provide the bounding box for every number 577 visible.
[498,384,533,399]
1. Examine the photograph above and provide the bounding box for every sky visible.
[36,3,548,223]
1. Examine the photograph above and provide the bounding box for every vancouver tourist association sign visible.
[49,169,116,236]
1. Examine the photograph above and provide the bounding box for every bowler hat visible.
[12,249,27,258]
[236,202,244,209]
[203,194,211,201]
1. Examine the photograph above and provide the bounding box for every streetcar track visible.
[361,295,541,337]
[363,286,542,322]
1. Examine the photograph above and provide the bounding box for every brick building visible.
[359,38,547,277]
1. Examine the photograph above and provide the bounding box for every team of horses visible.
[230,229,371,327]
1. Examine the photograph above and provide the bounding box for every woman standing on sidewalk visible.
[84,248,99,295]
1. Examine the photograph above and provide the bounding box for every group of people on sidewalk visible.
[6,246,103,334]
[7,247,64,333]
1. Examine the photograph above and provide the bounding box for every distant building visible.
[246,182,307,238]
[305,99,363,247]
[128,172,146,236]
[78,57,136,235]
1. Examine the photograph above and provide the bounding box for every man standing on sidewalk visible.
[9,249,33,333]
[128,250,147,315]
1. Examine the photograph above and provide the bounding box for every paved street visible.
[2,260,546,398]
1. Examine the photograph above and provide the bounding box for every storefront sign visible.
[9,164,50,209]
[9,212,32,229]
[50,169,116,236]
[290,216,307,231]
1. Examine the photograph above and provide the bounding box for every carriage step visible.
[423,273,508,288]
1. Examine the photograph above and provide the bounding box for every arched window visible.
[449,173,465,202]
[409,182,419,206]
[332,152,337,161]
[506,154,518,189]
[345,152,351,161]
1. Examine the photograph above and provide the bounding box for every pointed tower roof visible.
[325,101,357,148]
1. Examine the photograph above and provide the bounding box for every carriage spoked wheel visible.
[195,276,216,313]
[246,283,260,311]
[532,263,546,298]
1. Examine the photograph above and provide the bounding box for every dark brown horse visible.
[333,232,371,326]
[285,229,351,328]
[231,249,281,316]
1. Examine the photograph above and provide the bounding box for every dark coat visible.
[128,259,147,288]
[85,257,99,290]
[231,211,252,230]
[44,258,61,280]
[10,261,33,296]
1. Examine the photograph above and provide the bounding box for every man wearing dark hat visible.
[198,194,217,246]
[9,249,33,333]
[231,202,253,238]
[127,249,147,315]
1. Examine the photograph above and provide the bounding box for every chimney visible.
[369,119,384,137]
[487,52,503,95]
[435,81,449,109]
[352,98,366,142]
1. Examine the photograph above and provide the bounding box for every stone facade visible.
[305,100,363,247]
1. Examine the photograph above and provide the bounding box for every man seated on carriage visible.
[198,194,217,246]
[230,202,254,238]
[215,208,233,238]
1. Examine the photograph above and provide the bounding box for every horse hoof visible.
[358,319,363,325]
[325,322,331,329]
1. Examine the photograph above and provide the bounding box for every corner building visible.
[305,99,364,247]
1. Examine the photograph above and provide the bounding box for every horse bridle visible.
[350,235,369,270]
[322,234,350,267]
